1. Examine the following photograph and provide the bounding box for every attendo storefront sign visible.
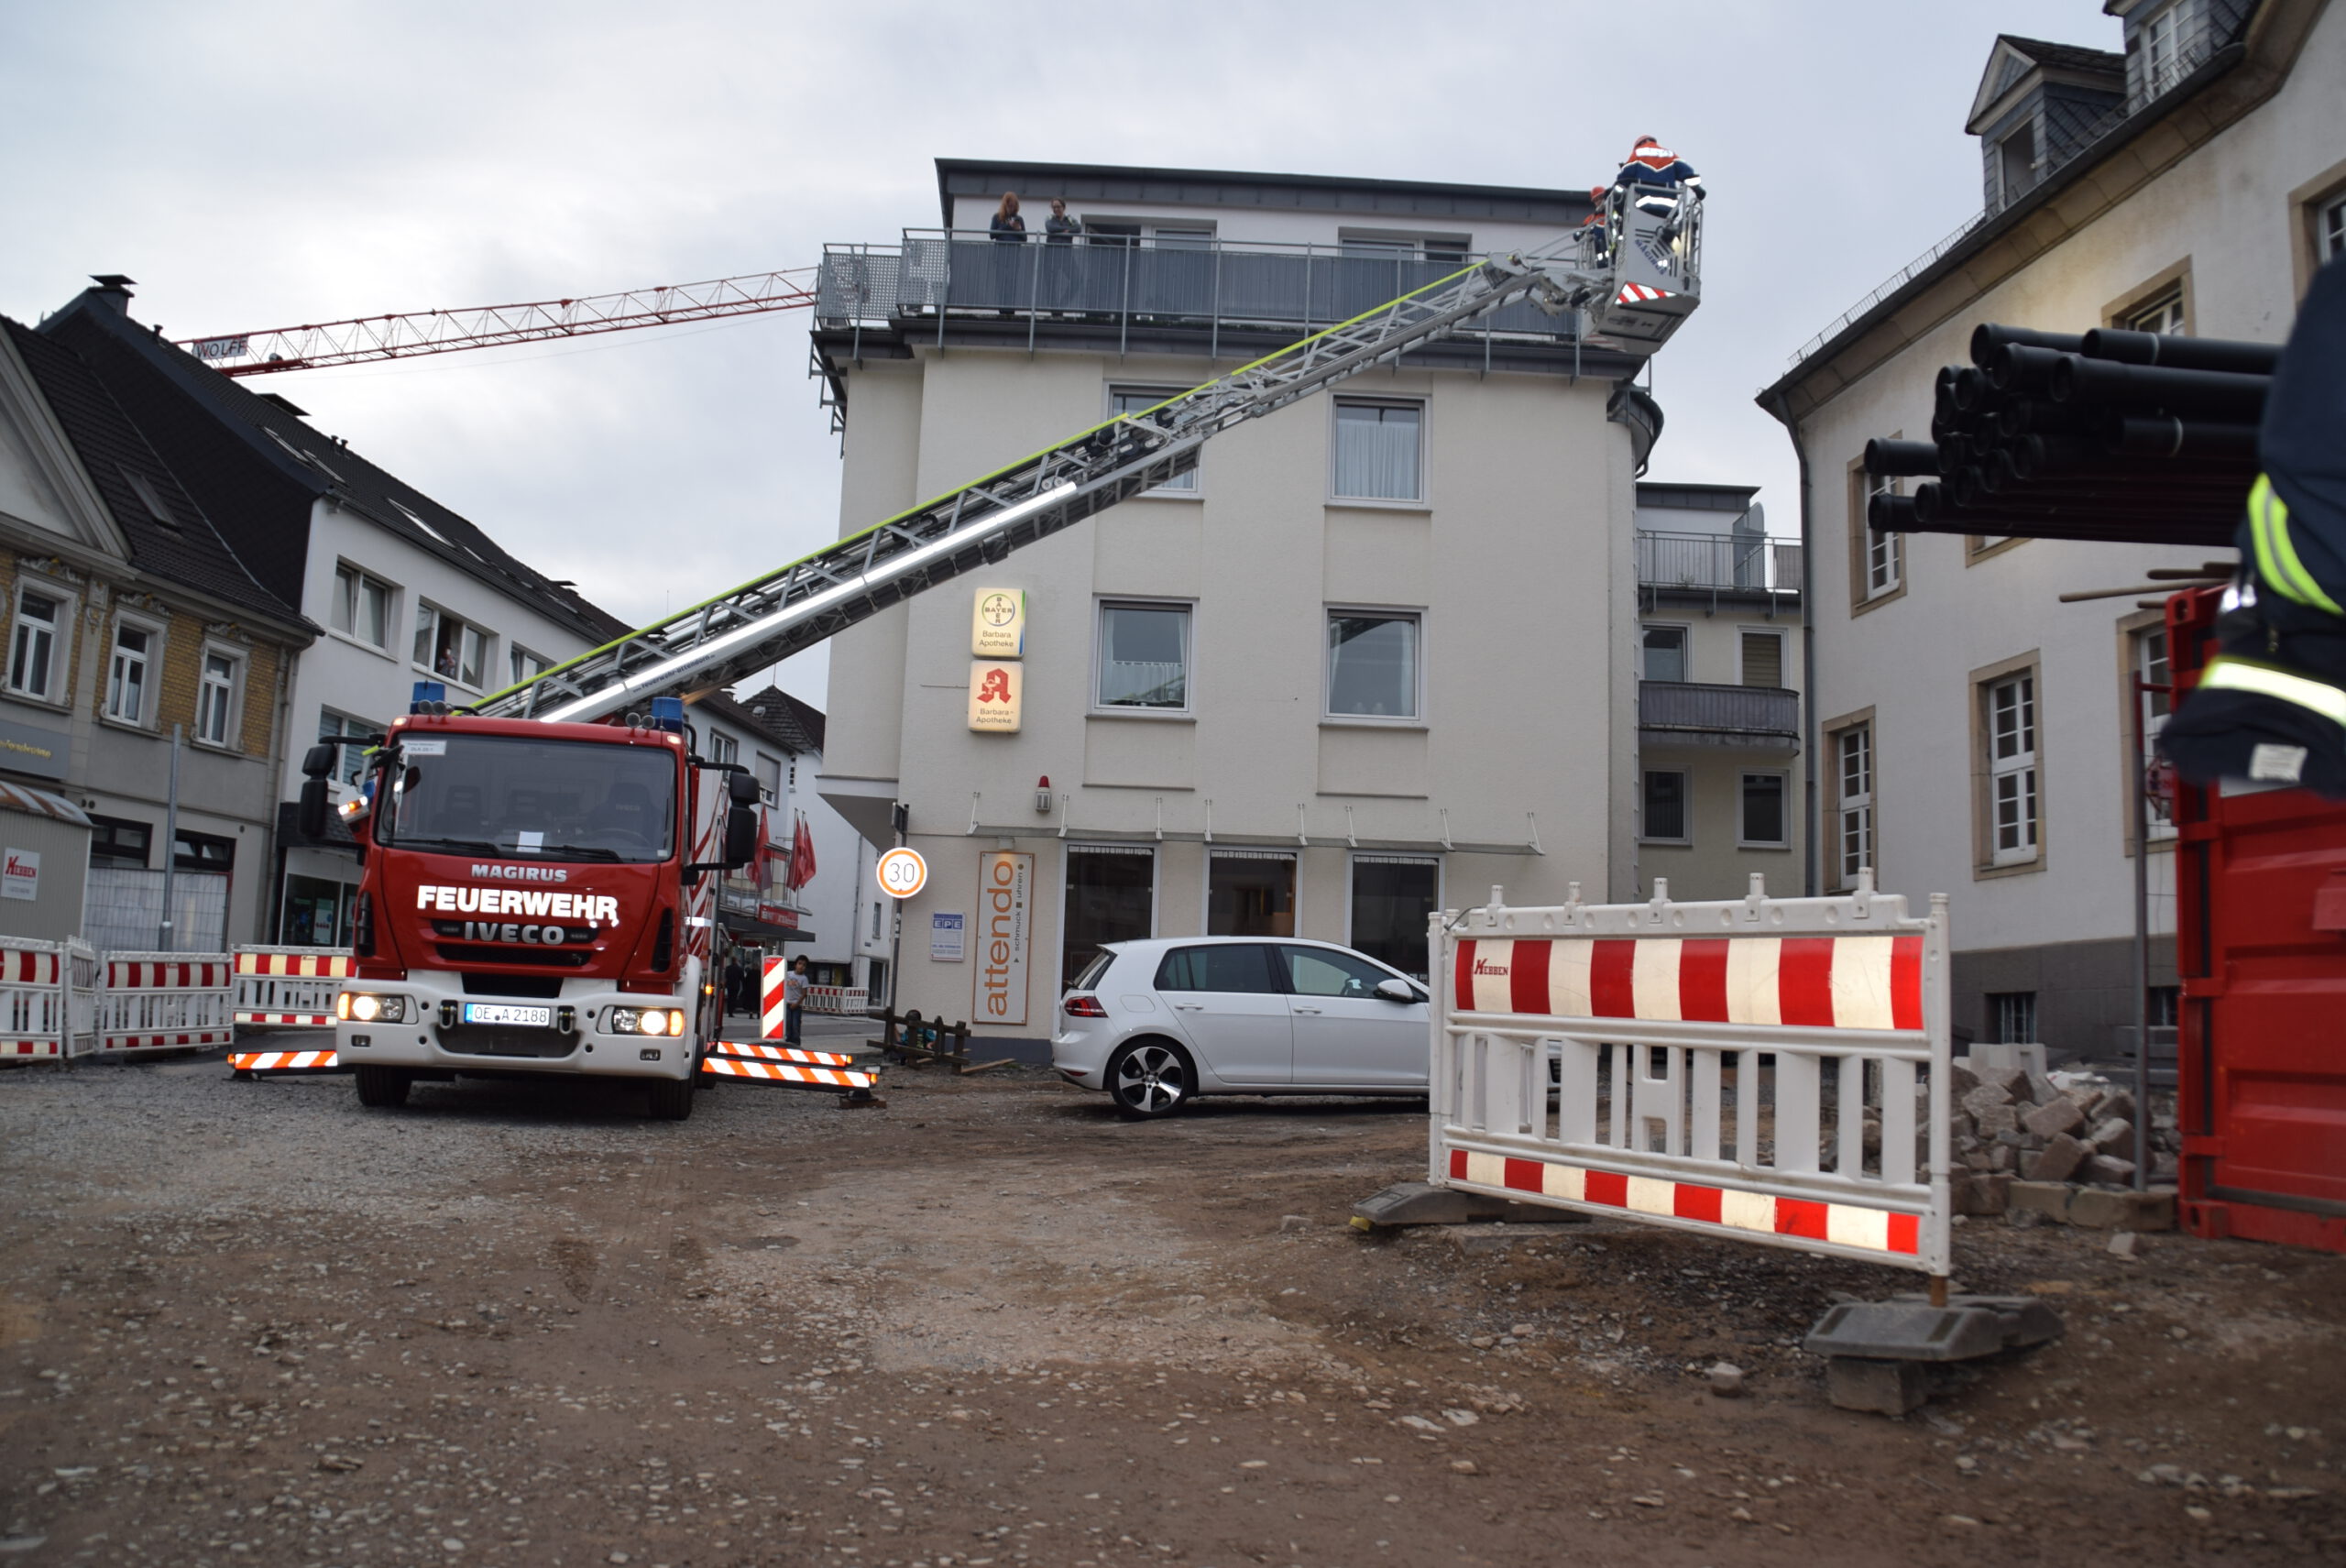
[975,850,1032,1026]
[969,587,1025,732]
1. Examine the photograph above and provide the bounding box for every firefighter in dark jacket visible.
[2165,254,2346,797]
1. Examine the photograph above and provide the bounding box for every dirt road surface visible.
[4,1047,2343,1567]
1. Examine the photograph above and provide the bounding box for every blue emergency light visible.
[650,696,685,732]
[410,681,447,714]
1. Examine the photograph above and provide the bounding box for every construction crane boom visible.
[473,183,1702,727]
[176,269,819,378]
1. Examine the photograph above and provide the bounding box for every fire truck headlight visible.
[341,993,409,1025]
[607,1006,687,1036]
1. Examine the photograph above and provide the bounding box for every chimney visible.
[87,275,137,314]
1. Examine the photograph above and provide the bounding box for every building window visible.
[1350,854,1440,981]
[1208,850,1295,938]
[318,710,378,785]
[1332,400,1422,502]
[753,752,783,806]
[106,621,154,724]
[1836,724,1874,887]
[88,816,152,868]
[1095,601,1189,711]
[1996,122,2038,207]
[1642,771,1689,844]
[1740,630,1784,688]
[1861,470,1904,600]
[1986,671,2040,866]
[8,587,63,700]
[2149,985,2180,1027]
[1062,844,1154,992]
[2320,191,2346,265]
[1990,991,2038,1045]
[412,604,488,688]
[1326,611,1420,719]
[174,829,235,875]
[195,651,240,747]
[1739,773,1788,848]
[2133,626,2176,843]
[280,873,351,947]
[331,564,393,649]
[1642,625,1688,684]
[510,646,550,687]
[707,731,738,768]
[1110,389,1198,493]
[2134,0,2192,98]
[2121,284,2187,337]
[870,900,882,942]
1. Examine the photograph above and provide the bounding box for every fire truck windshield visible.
[377,734,677,864]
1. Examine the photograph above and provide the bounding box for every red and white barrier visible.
[232,946,351,1028]
[1431,872,1953,1278]
[0,937,98,1061]
[804,984,868,1015]
[96,952,234,1056]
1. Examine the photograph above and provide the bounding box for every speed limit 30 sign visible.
[876,847,928,899]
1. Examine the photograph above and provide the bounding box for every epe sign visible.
[968,660,1022,733]
[971,587,1025,658]
[876,847,927,900]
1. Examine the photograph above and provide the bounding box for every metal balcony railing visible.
[1636,530,1803,596]
[816,231,1595,350]
[1639,680,1800,741]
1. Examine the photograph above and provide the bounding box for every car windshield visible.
[377,733,677,864]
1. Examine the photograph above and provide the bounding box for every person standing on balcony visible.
[990,192,1026,241]
[1045,198,1082,243]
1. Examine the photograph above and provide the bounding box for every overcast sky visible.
[1,0,2120,708]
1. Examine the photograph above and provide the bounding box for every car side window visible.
[1155,944,1281,994]
[1280,946,1391,998]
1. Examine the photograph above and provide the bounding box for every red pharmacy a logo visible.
[977,667,1012,703]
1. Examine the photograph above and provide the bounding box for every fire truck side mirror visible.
[727,771,760,806]
[722,805,759,869]
[297,776,330,840]
[301,743,337,779]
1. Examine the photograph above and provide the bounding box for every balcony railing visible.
[816,231,1595,350]
[1639,680,1800,744]
[1637,530,1803,596]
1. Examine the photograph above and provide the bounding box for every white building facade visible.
[1633,483,1804,902]
[813,159,1680,1039]
[1760,0,2341,1056]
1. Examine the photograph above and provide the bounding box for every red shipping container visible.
[2169,586,2346,1253]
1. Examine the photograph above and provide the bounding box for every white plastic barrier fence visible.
[97,953,234,1056]
[232,946,352,1028]
[0,937,98,1061]
[805,985,869,1015]
[1431,873,1952,1278]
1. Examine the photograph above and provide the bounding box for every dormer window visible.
[1997,123,2038,205]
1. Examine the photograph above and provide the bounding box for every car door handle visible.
[1173,1003,1204,1011]
[1292,1005,1322,1014]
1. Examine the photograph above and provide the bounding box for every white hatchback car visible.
[1052,937,1431,1118]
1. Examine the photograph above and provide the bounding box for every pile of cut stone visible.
[1947,1058,2176,1218]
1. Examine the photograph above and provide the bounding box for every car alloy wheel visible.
[1107,1039,1192,1120]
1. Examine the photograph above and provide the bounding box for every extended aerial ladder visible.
[466,182,1702,727]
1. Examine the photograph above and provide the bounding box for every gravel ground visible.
[3,1042,2344,1567]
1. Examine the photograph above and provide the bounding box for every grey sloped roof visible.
[1997,35,2126,75]
[737,684,824,753]
[5,316,307,629]
[695,687,806,755]
[42,291,630,646]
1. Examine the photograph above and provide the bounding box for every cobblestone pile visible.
[1945,1061,2179,1219]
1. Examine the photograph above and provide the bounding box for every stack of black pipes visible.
[1863,323,2277,548]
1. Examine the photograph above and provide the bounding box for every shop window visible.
[1349,854,1439,981]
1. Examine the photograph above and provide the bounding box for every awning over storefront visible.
[718,885,815,944]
